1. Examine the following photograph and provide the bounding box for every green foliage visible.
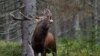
[55,38,100,56]
[0,41,22,56]
[0,39,100,56]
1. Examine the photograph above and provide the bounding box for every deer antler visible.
[42,8,52,17]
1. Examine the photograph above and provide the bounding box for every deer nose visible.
[50,19,53,23]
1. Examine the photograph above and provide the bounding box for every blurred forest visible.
[36,0,100,39]
[0,0,100,56]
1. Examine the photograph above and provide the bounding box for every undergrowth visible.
[0,40,22,56]
[0,38,100,56]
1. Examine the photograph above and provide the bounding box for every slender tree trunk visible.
[5,15,10,41]
[74,12,80,38]
[94,0,98,40]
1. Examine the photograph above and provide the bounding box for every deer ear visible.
[35,16,41,22]
[35,16,47,22]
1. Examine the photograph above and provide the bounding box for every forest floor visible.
[0,38,100,56]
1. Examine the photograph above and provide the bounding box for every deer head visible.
[35,9,53,29]
[35,9,53,23]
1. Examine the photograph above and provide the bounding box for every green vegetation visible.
[48,38,100,56]
[0,38,100,56]
[0,41,22,56]
[56,38,100,56]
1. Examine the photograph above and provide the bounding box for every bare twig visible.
[10,11,33,21]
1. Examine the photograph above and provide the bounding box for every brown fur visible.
[31,18,56,56]
[45,32,56,54]
[31,9,56,56]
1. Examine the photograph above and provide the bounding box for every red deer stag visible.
[31,9,57,56]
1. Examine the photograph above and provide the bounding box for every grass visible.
[0,40,22,56]
[56,38,100,56]
[0,38,100,56]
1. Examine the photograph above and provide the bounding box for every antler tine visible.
[41,8,52,18]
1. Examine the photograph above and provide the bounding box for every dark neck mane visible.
[33,21,49,42]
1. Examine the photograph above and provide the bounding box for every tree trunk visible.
[21,0,36,56]
[4,15,10,41]
[94,0,98,41]
[74,12,80,38]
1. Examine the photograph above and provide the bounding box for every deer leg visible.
[52,43,57,56]
[52,52,57,56]
[41,50,46,56]
[52,48,57,56]
[41,48,46,56]
[34,52,38,56]
[41,52,46,56]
